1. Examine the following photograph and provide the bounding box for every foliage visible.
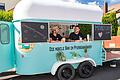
[78,24,92,37]
[84,47,88,53]
[84,47,89,58]
[0,10,13,22]
[102,11,119,36]
[70,52,79,58]
[56,51,66,61]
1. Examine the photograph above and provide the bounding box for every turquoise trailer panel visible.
[0,22,15,73]
[15,41,102,75]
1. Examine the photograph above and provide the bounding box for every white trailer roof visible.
[13,0,103,22]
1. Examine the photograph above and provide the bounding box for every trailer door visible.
[0,22,15,73]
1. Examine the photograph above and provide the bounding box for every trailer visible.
[0,0,118,80]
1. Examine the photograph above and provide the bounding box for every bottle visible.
[87,34,90,41]
[79,36,82,41]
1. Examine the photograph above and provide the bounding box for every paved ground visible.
[4,60,119,80]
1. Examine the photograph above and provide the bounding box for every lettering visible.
[49,45,92,51]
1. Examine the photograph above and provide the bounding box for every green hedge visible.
[102,11,119,36]
[0,10,13,22]
[79,24,92,36]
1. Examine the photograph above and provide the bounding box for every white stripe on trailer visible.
[7,68,16,72]
[0,75,19,80]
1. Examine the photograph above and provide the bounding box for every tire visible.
[110,60,117,67]
[56,64,75,80]
[78,61,94,78]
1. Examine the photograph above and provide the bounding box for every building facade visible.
[0,0,21,11]
[110,4,120,25]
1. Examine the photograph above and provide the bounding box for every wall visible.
[0,0,21,11]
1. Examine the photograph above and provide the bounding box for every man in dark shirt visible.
[69,25,85,42]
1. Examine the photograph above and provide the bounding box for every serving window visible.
[21,21,111,43]
[49,22,92,42]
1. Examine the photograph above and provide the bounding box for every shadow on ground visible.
[10,60,120,80]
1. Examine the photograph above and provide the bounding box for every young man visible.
[69,25,85,42]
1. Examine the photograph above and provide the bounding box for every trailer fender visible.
[51,57,96,75]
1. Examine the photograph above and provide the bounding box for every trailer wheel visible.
[56,64,75,80]
[78,61,94,78]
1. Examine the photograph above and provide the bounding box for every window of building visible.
[0,3,5,10]
[0,24,10,44]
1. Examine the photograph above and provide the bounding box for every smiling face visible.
[55,28,59,33]
[52,26,59,34]
[74,26,80,34]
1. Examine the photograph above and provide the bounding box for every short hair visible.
[75,25,80,28]
[51,26,59,31]
[70,25,75,29]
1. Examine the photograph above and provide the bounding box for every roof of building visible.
[110,4,120,11]
[110,4,120,17]
[0,0,20,11]
[13,0,103,22]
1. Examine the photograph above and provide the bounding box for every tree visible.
[102,11,119,36]
[0,10,13,22]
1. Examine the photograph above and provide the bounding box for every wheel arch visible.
[51,58,96,75]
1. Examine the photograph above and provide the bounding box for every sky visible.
[67,0,120,7]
